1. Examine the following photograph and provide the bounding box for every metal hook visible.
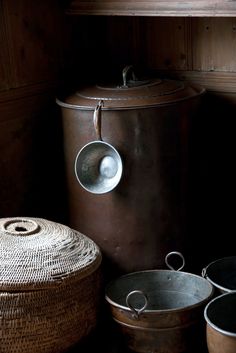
[93,100,104,141]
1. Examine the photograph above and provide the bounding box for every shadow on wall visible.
[0,99,68,224]
[186,92,236,273]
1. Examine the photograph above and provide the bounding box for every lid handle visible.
[122,65,137,87]
[2,218,40,236]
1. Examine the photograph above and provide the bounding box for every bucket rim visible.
[202,255,236,293]
[105,269,214,314]
[204,291,236,338]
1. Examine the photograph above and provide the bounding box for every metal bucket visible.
[105,252,214,353]
[202,256,236,294]
[204,292,236,353]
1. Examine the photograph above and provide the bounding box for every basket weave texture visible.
[0,217,102,353]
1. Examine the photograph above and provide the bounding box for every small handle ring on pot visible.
[202,267,207,278]
[126,290,148,320]
[165,251,185,271]
[93,100,104,141]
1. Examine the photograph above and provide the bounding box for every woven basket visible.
[0,217,102,353]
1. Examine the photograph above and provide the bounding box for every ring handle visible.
[126,290,148,319]
[202,267,207,278]
[165,251,185,271]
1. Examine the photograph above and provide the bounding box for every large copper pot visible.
[56,66,205,277]
[204,292,236,353]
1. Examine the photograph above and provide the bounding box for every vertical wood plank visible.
[192,18,236,72]
[145,17,192,71]
[4,0,70,88]
[0,1,69,219]
[0,0,11,90]
[105,17,140,72]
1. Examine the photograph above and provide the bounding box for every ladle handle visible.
[93,100,104,141]
[165,251,185,271]
[126,290,148,319]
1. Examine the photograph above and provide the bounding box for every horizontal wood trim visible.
[0,80,61,123]
[156,70,236,93]
[0,80,60,104]
[67,1,236,17]
[0,92,53,123]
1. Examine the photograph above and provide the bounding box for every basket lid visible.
[0,217,102,291]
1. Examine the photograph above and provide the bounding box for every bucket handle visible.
[202,267,207,278]
[165,251,185,271]
[126,290,148,319]
[93,100,104,141]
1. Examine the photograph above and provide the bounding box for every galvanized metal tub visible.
[202,256,236,294]
[105,252,214,353]
[204,292,236,353]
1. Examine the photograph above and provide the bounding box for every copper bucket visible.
[56,66,205,275]
[105,252,214,353]
[204,292,236,353]
[202,256,236,294]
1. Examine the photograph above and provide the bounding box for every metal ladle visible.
[74,100,123,194]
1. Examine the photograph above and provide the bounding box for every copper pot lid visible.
[57,65,205,110]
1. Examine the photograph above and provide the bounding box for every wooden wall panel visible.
[0,96,44,216]
[192,18,236,72]
[65,16,113,84]
[3,0,70,88]
[64,16,147,85]
[145,17,191,71]
[0,0,10,91]
[0,93,66,220]
[105,17,145,70]
[0,1,69,221]
[155,70,236,95]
